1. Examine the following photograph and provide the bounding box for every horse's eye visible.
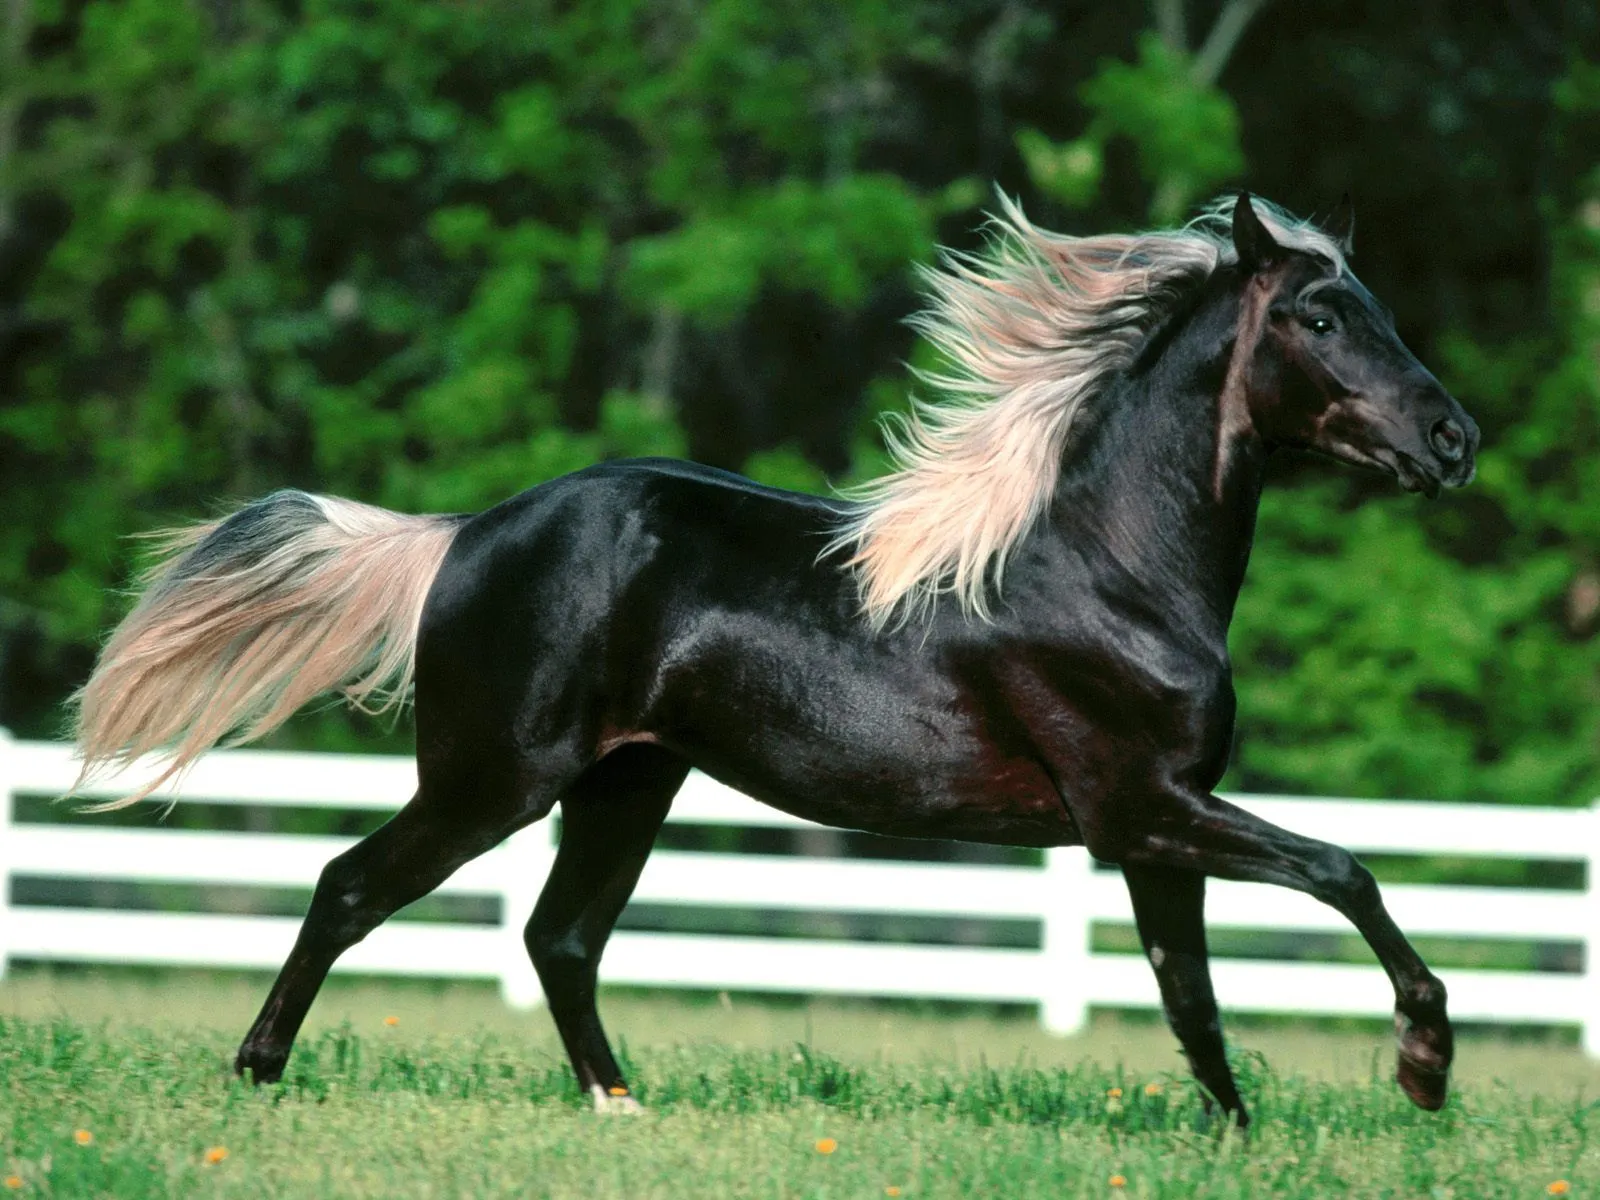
[1306,315,1336,336]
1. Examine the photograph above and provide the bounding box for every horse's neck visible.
[1044,280,1267,633]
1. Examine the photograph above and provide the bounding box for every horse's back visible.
[411,458,857,755]
[425,457,848,624]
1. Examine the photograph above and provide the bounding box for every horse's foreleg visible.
[1120,863,1247,1127]
[1122,794,1451,1110]
[526,744,688,1112]
[235,789,532,1084]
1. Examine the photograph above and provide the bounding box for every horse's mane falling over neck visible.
[828,194,1346,630]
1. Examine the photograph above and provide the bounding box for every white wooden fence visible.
[2,729,1597,1052]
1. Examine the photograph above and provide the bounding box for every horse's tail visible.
[71,490,464,810]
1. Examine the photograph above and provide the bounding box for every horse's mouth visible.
[1392,452,1443,499]
[1331,442,1445,498]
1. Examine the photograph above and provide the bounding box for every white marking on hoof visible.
[1149,945,1165,969]
[589,1083,644,1115]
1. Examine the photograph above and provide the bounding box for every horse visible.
[71,193,1479,1127]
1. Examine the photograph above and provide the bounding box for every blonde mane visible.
[829,194,1346,629]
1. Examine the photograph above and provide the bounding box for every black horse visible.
[74,194,1478,1127]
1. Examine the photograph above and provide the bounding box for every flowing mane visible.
[828,194,1347,629]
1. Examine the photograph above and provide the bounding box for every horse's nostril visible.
[1429,418,1466,462]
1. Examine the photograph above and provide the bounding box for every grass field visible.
[1,968,1595,1197]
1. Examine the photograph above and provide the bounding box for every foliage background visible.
[1,0,1597,807]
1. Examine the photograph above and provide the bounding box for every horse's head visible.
[1234,194,1478,497]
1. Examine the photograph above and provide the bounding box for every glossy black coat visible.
[233,200,1480,1126]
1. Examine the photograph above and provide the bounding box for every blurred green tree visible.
[1228,58,1600,805]
[1013,5,1600,804]
[0,0,942,744]
[0,0,1595,810]
[1016,0,1260,222]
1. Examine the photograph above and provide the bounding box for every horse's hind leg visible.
[1121,863,1247,1127]
[525,743,689,1112]
[235,782,545,1084]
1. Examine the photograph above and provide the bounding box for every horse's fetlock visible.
[1406,975,1447,1013]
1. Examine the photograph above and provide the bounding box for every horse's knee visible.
[1306,846,1379,912]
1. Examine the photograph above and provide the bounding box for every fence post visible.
[0,728,14,985]
[498,820,557,1009]
[1585,798,1600,1057]
[1040,845,1092,1035]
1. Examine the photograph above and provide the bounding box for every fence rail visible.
[2,730,1597,1052]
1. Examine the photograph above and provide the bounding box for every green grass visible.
[1,969,1596,1197]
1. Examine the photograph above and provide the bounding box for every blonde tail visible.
[71,490,463,810]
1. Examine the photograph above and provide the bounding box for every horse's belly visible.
[684,747,1081,848]
[650,618,1081,846]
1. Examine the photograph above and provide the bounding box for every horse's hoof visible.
[234,1046,288,1086]
[590,1084,644,1115]
[1394,1010,1452,1111]
[1396,1051,1449,1111]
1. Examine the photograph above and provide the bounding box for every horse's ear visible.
[1326,192,1355,256]
[1232,191,1283,273]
